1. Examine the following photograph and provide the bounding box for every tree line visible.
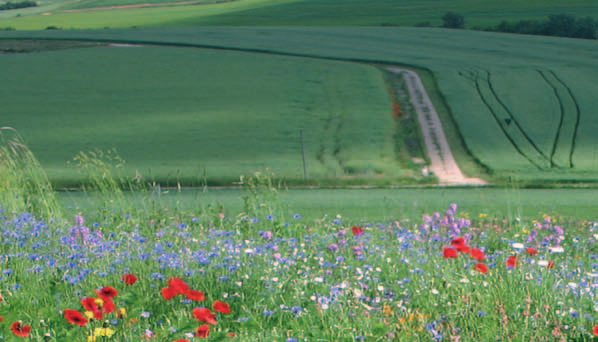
[0,0,38,11]
[439,12,597,40]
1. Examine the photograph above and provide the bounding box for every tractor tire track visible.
[547,70,580,168]
[467,71,545,170]
[537,69,579,168]
[537,69,566,168]
[485,71,556,167]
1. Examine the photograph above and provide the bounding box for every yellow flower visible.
[84,311,94,319]
[93,327,115,338]
[383,305,393,315]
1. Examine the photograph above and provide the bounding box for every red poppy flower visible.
[0,316,4,322]
[213,300,231,314]
[192,307,217,324]
[122,273,138,285]
[195,324,210,338]
[172,339,191,342]
[506,255,518,268]
[351,226,364,236]
[64,309,88,326]
[10,321,31,337]
[81,297,98,312]
[450,237,466,247]
[526,247,538,256]
[455,244,471,253]
[593,325,598,335]
[97,286,118,299]
[442,246,458,259]
[162,287,178,300]
[186,289,206,301]
[470,248,485,261]
[474,263,489,274]
[168,277,190,295]
[103,297,116,313]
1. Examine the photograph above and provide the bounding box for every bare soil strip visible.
[388,68,487,186]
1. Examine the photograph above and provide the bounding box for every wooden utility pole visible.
[300,129,308,180]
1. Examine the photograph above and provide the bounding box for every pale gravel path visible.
[388,68,487,186]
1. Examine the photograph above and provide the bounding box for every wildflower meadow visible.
[2,131,598,341]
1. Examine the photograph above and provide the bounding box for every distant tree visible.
[441,12,465,29]
[573,17,598,39]
[541,14,577,37]
[491,14,597,40]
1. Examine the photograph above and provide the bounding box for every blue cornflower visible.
[263,309,274,316]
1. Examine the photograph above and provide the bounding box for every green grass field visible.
[0,43,412,187]
[2,27,597,184]
[1,0,598,29]
[59,187,598,223]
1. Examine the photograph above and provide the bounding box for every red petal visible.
[351,226,364,236]
[186,289,206,301]
[192,307,217,324]
[474,263,488,274]
[195,324,210,338]
[450,237,466,247]
[64,309,88,326]
[162,287,178,300]
[122,273,138,285]
[213,300,231,314]
[470,248,485,261]
[97,286,118,299]
[168,277,190,294]
[442,246,458,258]
[81,297,98,311]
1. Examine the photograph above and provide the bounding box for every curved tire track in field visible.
[465,70,545,170]
[537,69,567,168]
[485,71,556,168]
[389,68,487,185]
[545,70,581,168]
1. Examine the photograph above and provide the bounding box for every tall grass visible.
[0,127,61,219]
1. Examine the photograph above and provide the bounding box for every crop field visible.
[1,27,597,183]
[0,43,410,187]
[1,0,598,30]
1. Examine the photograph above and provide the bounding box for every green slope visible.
[0,44,403,186]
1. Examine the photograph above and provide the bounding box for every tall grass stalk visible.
[0,127,61,220]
